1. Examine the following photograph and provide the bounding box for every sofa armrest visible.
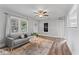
[27,36,33,39]
[7,37,14,40]
[6,37,15,47]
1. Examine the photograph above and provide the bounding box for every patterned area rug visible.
[25,37,53,55]
[0,37,53,55]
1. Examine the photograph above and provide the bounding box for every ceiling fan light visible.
[39,15,43,17]
[34,9,48,17]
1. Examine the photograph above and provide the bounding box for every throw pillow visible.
[24,34,28,38]
[18,36,22,39]
[21,34,24,39]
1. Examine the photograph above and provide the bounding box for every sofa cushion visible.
[14,38,29,45]
[8,34,20,39]
[8,33,26,39]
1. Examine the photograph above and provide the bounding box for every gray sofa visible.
[6,34,32,48]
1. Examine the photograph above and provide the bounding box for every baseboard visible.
[39,34,64,39]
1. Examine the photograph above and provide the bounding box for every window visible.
[67,5,77,28]
[10,16,28,34]
[10,18,18,33]
[44,23,48,32]
[20,20,27,32]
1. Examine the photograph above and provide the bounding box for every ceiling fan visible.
[34,9,48,18]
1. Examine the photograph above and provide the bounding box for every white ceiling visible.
[0,4,73,20]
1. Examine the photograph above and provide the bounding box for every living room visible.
[0,4,78,55]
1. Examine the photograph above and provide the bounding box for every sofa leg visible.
[11,48,13,52]
[10,48,14,54]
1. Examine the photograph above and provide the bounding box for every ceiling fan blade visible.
[34,9,48,17]
[43,11,47,13]
[34,12,38,14]
[44,14,48,16]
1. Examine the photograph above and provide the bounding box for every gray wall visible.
[28,17,37,34]
[0,11,6,48]
[38,18,64,38]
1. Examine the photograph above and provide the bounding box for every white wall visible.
[38,18,64,38]
[64,5,78,54]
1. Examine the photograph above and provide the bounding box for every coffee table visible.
[26,36,54,55]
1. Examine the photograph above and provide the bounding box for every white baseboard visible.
[39,34,64,38]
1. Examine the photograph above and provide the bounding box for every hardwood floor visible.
[48,42,72,55]
[0,36,72,55]
[40,35,72,55]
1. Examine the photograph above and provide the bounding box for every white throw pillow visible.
[21,34,24,39]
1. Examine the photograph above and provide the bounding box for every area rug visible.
[0,37,53,55]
